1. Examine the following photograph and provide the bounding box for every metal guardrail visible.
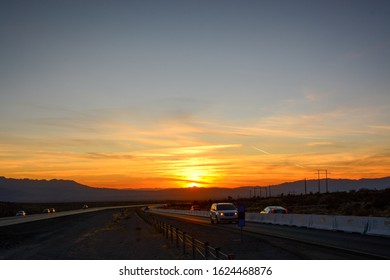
[154,219,234,260]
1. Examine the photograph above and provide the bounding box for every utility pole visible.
[304,178,307,195]
[325,170,329,193]
[315,170,330,194]
[317,170,321,193]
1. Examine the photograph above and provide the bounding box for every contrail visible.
[252,146,307,169]
[252,146,272,155]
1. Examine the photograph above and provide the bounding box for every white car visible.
[210,203,238,224]
[16,210,26,216]
[260,206,288,214]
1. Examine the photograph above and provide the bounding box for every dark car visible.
[260,206,288,214]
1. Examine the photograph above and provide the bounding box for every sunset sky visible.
[1,0,389,189]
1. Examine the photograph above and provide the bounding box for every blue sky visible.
[1,0,389,188]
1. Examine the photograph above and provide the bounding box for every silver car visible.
[210,203,238,224]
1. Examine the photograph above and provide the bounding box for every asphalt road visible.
[0,204,163,227]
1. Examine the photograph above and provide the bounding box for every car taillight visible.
[285,209,288,214]
[271,209,275,213]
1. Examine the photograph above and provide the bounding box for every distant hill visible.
[248,177,390,197]
[1,176,390,202]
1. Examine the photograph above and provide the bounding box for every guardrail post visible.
[215,247,221,259]
[176,228,179,248]
[204,242,209,260]
[191,237,195,259]
[182,232,186,255]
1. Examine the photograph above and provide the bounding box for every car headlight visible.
[219,212,224,216]
[234,212,238,216]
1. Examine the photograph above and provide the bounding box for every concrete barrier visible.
[261,214,277,224]
[150,208,390,238]
[245,212,260,223]
[310,214,336,230]
[334,216,369,234]
[289,214,311,228]
[274,213,293,226]
[366,217,390,237]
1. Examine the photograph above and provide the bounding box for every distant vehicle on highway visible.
[16,210,26,216]
[50,208,56,213]
[260,206,288,214]
[82,205,88,209]
[210,203,238,224]
[190,205,201,211]
[42,209,50,214]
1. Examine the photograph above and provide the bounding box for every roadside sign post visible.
[237,205,245,242]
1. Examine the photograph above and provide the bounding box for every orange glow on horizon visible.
[1,120,389,189]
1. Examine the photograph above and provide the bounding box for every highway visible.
[147,210,390,259]
[0,207,179,260]
[0,204,163,227]
[2,205,389,259]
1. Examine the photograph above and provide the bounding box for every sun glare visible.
[187,182,200,188]
[182,170,206,188]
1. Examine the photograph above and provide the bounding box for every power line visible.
[315,170,331,193]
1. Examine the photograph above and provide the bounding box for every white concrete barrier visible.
[334,216,369,234]
[149,208,390,238]
[310,214,336,230]
[274,213,293,226]
[366,217,390,237]
[245,212,260,223]
[261,214,277,224]
[289,214,311,228]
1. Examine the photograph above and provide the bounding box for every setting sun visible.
[188,183,200,188]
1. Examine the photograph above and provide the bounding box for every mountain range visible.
[1,176,390,202]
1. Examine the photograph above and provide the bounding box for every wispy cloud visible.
[305,141,335,147]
